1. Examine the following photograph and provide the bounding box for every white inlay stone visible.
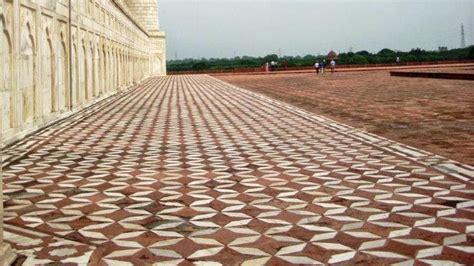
[314,242,353,251]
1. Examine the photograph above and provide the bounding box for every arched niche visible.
[58,31,68,111]
[19,21,36,123]
[1,13,13,130]
[42,26,55,114]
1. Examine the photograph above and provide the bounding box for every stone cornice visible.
[111,0,150,37]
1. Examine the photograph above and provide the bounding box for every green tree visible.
[167,46,474,72]
[378,48,396,56]
[349,55,369,64]
[356,50,371,56]
[263,54,279,62]
[468,46,474,59]
[192,62,208,71]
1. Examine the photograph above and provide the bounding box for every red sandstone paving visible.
[218,70,474,165]
[2,76,474,264]
[205,63,474,77]
[409,66,474,74]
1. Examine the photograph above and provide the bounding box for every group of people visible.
[314,59,336,74]
[265,61,278,72]
[263,59,336,73]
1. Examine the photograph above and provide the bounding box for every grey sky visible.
[160,0,474,59]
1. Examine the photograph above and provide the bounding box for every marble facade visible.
[0,0,166,147]
[0,0,165,263]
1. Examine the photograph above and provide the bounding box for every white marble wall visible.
[1,0,166,146]
[0,2,165,259]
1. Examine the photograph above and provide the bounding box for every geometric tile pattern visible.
[2,75,474,265]
[219,71,474,166]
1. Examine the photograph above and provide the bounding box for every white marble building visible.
[0,0,166,263]
[1,0,166,147]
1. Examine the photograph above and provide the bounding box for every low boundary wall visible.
[390,71,474,80]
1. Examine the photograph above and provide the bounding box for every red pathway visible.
[2,75,473,265]
[208,63,474,76]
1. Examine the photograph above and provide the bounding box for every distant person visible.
[320,60,325,74]
[314,62,320,74]
[396,57,400,64]
[265,62,270,72]
[330,60,336,73]
[270,61,276,71]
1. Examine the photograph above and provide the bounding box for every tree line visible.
[168,46,474,72]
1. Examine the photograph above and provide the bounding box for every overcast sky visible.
[160,0,474,59]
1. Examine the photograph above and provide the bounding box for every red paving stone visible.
[409,66,474,74]
[218,70,474,166]
[2,75,474,264]
[207,63,474,76]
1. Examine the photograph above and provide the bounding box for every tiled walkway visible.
[2,75,474,265]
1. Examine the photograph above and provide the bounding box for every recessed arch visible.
[58,39,68,111]
[153,54,163,76]
[58,30,68,111]
[103,44,107,93]
[107,46,111,92]
[72,43,78,107]
[82,40,88,101]
[1,13,14,130]
[42,25,55,114]
[91,44,96,97]
[20,21,36,123]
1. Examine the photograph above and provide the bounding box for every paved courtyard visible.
[2,75,474,265]
[219,70,474,165]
